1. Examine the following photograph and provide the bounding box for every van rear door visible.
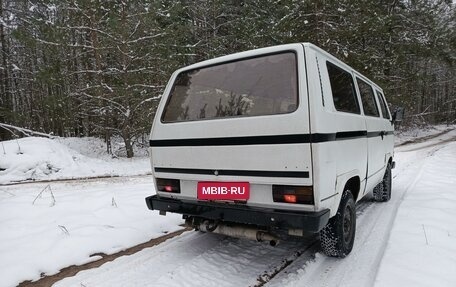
[149,45,313,208]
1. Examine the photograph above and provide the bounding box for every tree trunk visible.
[122,129,134,158]
[0,0,11,140]
[0,0,9,101]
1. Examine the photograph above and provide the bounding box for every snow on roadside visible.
[0,137,150,184]
[0,177,183,287]
[57,136,149,158]
[394,124,455,146]
[374,142,456,287]
[1,126,453,185]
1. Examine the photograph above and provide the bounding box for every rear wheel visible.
[319,190,356,258]
[373,163,392,202]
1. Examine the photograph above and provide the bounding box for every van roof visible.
[182,43,303,71]
[180,43,383,93]
[302,43,383,92]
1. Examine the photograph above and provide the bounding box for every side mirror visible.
[392,107,405,124]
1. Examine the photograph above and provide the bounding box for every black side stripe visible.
[149,130,394,147]
[154,167,309,178]
[151,134,311,147]
[336,130,367,140]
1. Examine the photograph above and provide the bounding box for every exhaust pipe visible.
[194,220,280,246]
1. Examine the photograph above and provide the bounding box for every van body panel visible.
[306,45,368,215]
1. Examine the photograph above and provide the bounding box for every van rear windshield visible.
[161,52,298,123]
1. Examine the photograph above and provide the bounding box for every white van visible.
[145,43,403,257]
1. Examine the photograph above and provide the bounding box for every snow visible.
[11,63,20,71]
[0,177,183,287]
[0,137,150,184]
[54,231,314,287]
[264,129,456,287]
[1,127,455,286]
[394,124,454,146]
[375,141,456,287]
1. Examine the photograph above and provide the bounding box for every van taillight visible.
[283,194,297,203]
[156,178,180,193]
[272,185,313,204]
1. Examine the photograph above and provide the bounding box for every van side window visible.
[326,62,360,114]
[376,90,390,119]
[356,78,379,117]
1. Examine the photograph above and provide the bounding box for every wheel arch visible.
[345,176,361,202]
[330,171,362,217]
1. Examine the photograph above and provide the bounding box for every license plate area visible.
[197,182,250,201]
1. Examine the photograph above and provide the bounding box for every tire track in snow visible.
[251,241,319,287]
[18,228,190,287]
[250,199,374,287]
[0,174,152,187]
[395,127,454,147]
[53,230,315,287]
[50,198,376,287]
[398,134,456,152]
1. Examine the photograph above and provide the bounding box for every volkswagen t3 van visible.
[145,43,402,257]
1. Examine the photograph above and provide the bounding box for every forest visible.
[0,0,455,157]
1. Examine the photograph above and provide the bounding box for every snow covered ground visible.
[0,137,150,184]
[54,129,456,287]
[394,124,454,146]
[375,137,456,287]
[0,177,183,287]
[0,127,455,287]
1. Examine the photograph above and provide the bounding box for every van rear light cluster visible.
[156,178,180,193]
[272,185,314,204]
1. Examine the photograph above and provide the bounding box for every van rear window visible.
[161,52,298,123]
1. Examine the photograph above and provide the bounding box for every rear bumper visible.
[145,195,330,233]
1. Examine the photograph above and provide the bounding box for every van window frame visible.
[355,77,380,118]
[160,50,300,124]
[375,90,391,120]
[326,61,361,115]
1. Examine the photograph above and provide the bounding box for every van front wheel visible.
[319,190,356,258]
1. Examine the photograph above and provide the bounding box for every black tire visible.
[319,190,356,258]
[373,163,392,202]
